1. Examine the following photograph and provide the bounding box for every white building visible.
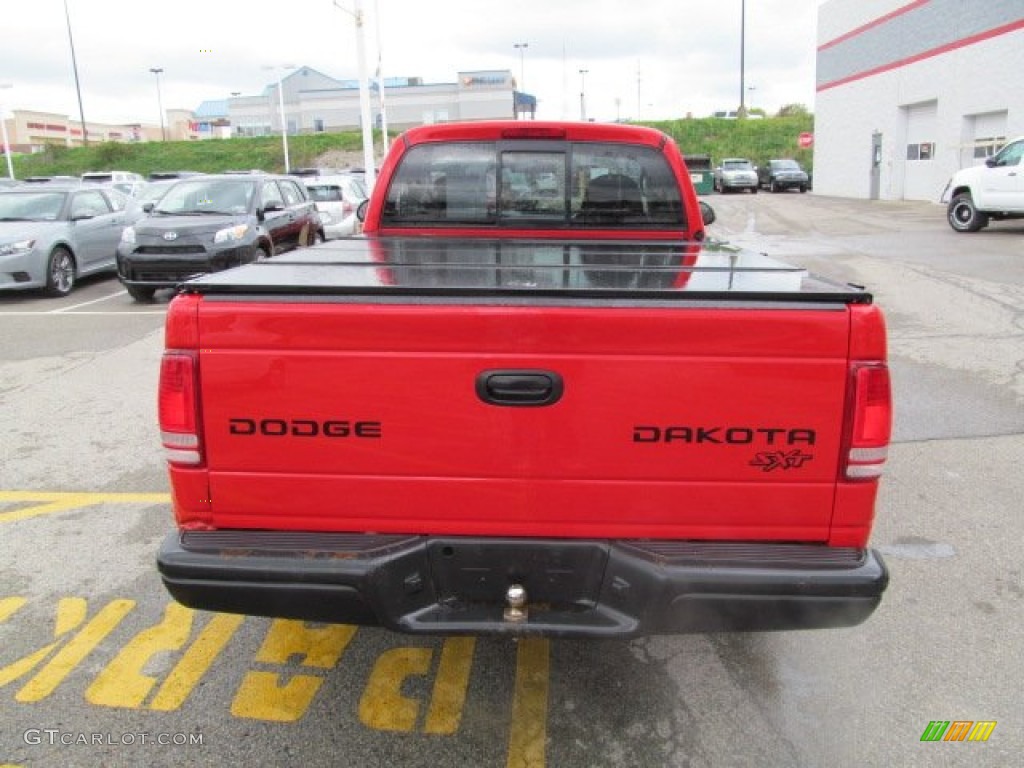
[813,0,1024,201]
[229,66,535,139]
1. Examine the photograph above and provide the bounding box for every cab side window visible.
[279,180,305,206]
[70,190,113,219]
[993,140,1024,167]
[262,181,285,209]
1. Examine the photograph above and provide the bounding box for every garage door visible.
[903,101,938,202]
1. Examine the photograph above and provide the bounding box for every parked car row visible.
[0,169,372,300]
[0,183,135,296]
[116,174,324,301]
[713,158,810,194]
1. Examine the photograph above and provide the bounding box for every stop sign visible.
[798,132,814,149]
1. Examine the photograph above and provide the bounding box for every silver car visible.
[0,184,133,296]
[713,158,759,194]
[302,174,368,238]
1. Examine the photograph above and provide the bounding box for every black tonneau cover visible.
[180,237,871,303]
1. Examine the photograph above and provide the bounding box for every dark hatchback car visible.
[116,174,323,301]
[757,159,810,193]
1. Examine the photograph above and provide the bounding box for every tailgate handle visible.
[476,370,563,407]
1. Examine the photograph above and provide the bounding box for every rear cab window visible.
[381,141,685,230]
[307,185,343,202]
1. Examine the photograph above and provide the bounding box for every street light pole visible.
[63,0,88,146]
[276,70,290,173]
[373,0,389,155]
[333,0,376,191]
[579,69,588,122]
[149,68,166,141]
[264,65,295,174]
[513,42,528,90]
[739,0,747,117]
[0,83,14,179]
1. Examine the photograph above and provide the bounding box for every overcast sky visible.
[2,0,829,127]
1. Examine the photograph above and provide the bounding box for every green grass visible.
[645,115,816,169]
[10,131,370,179]
[9,116,816,179]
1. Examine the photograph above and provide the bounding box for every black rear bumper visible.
[157,532,888,637]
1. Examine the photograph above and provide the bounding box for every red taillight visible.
[845,363,891,480]
[159,352,202,465]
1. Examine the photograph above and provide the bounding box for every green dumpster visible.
[684,154,714,195]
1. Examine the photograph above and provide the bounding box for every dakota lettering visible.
[696,427,721,443]
[789,429,815,445]
[633,425,816,446]
[728,428,754,443]
[632,427,661,443]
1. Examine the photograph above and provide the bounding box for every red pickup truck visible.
[156,121,891,637]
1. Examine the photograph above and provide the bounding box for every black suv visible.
[116,174,323,301]
[757,159,809,193]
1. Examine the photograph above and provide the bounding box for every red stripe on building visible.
[817,18,1024,92]
[818,0,931,52]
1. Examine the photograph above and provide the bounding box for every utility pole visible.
[373,0,388,155]
[149,68,166,140]
[513,42,528,90]
[63,0,88,146]
[333,0,376,191]
[739,0,747,118]
[0,84,14,179]
[264,65,296,173]
[579,69,588,122]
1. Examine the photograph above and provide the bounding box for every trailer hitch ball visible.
[504,584,528,622]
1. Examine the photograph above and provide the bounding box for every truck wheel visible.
[948,193,989,233]
[126,285,156,302]
[799,185,807,193]
[751,186,758,195]
[45,246,76,297]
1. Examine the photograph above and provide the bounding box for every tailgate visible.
[196,300,852,541]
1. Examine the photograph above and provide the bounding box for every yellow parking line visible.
[506,638,550,768]
[0,492,170,524]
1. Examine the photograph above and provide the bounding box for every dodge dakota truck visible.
[156,121,891,637]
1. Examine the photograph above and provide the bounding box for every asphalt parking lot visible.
[1,193,1022,767]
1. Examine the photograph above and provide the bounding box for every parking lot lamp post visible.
[373,0,388,155]
[579,69,588,122]
[514,42,528,90]
[149,68,166,141]
[0,84,13,179]
[63,0,88,146]
[332,0,376,192]
[264,65,296,174]
[738,0,747,117]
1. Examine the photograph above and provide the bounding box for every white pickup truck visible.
[942,136,1024,232]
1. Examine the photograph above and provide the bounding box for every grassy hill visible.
[10,132,370,179]
[652,115,815,167]
[8,116,815,179]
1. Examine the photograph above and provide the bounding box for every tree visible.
[776,103,810,118]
